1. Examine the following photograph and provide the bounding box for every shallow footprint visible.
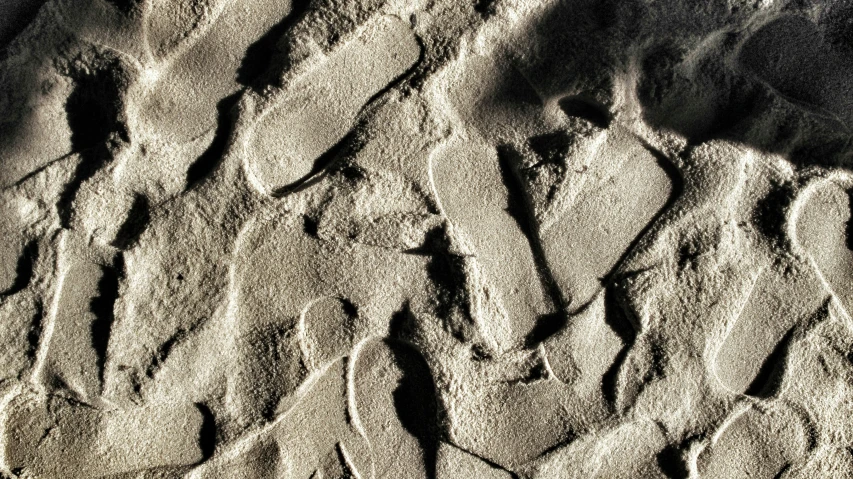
[794,179,853,316]
[715,178,846,395]
[245,15,421,195]
[3,394,205,478]
[138,0,294,147]
[537,128,675,311]
[713,263,826,395]
[431,134,552,347]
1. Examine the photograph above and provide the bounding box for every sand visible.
[1,0,853,477]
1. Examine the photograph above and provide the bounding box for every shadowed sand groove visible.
[3,0,853,478]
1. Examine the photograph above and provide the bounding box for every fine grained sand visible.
[1,0,853,477]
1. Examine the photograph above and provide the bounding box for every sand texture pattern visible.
[2,0,853,477]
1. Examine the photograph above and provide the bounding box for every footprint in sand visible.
[715,176,853,396]
[244,15,421,196]
[3,393,207,478]
[793,177,853,317]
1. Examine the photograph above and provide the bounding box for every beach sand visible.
[2,0,853,477]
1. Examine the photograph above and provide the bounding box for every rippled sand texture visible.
[2,0,853,477]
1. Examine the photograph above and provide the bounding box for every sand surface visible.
[2,0,853,477]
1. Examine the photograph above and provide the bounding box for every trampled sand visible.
[2,0,853,477]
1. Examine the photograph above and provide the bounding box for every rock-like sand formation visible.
[2,0,853,477]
